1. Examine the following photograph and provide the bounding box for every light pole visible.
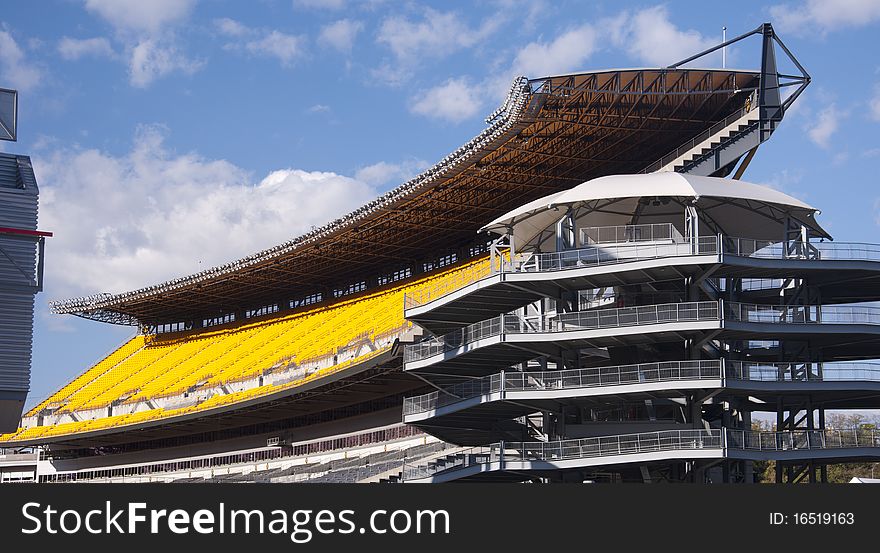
[722,27,727,68]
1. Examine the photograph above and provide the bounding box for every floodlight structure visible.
[0,87,50,432]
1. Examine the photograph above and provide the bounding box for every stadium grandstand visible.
[3,23,879,484]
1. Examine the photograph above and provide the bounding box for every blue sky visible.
[0,0,878,410]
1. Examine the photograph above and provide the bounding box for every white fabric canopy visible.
[482,173,828,249]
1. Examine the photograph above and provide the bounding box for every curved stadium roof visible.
[482,172,830,247]
[51,68,764,328]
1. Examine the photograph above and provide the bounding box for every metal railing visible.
[403,259,493,309]
[403,427,880,481]
[580,223,681,245]
[405,226,880,311]
[404,301,720,363]
[726,302,880,325]
[549,301,719,332]
[403,360,880,416]
[516,236,718,273]
[726,428,880,451]
[808,242,880,261]
[517,238,880,275]
[728,361,880,382]
[35,425,427,483]
[402,446,493,481]
[403,429,722,481]
[403,361,721,416]
[406,300,880,365]
[0,452,39,464]
[502,360,720,390]
[404,316,506,362]
[721,238,880,261]
[403,375,501,416]
[640,106,755,174]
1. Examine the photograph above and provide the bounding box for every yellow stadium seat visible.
[2,255,490,442]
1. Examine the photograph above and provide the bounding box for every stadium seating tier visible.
[0,256,490,442]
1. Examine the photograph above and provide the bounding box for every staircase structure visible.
[398,168,880,483]
[640,23,809,179]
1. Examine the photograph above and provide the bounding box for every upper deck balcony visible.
[401,427,880,483]
[403,301,880,377]
[406,225,880,334]
[402,361,880,444]
[404,173,880,335]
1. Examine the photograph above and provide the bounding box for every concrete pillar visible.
[690,394,703,429]
[555,210,576,251]
[776,397,784,483]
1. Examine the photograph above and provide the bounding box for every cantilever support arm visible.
[733,146,759,180]
[667,24,764,69]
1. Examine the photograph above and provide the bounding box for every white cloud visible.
[354,159,429,187]
[58,36,116,60]
[512,25,599,77]
[607,6,716,67]
[0,29,42,91]
[752,168,814,212]
[410,78,483,123]
[369,63,413,87]
[377,8,500,64]
[294,0,346,9]
[770,0,880,35]
[243,31,305,67]
[35,125,379,297]
[217,20,306,67]
[504,6,714,83]
[84,0,197,35]
[807,103,843,148]
[494,0,551,33]
[83,0,201,87]
[409,5,711,125]
[319,19,364,53]
[756,168,806,199]
[129,39,203,88]
[870,84,880,122]
[832,151,851,166]
[214,17,250,37]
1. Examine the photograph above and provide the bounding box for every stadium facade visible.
[2,23,879,484]
[0,86,50,434]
